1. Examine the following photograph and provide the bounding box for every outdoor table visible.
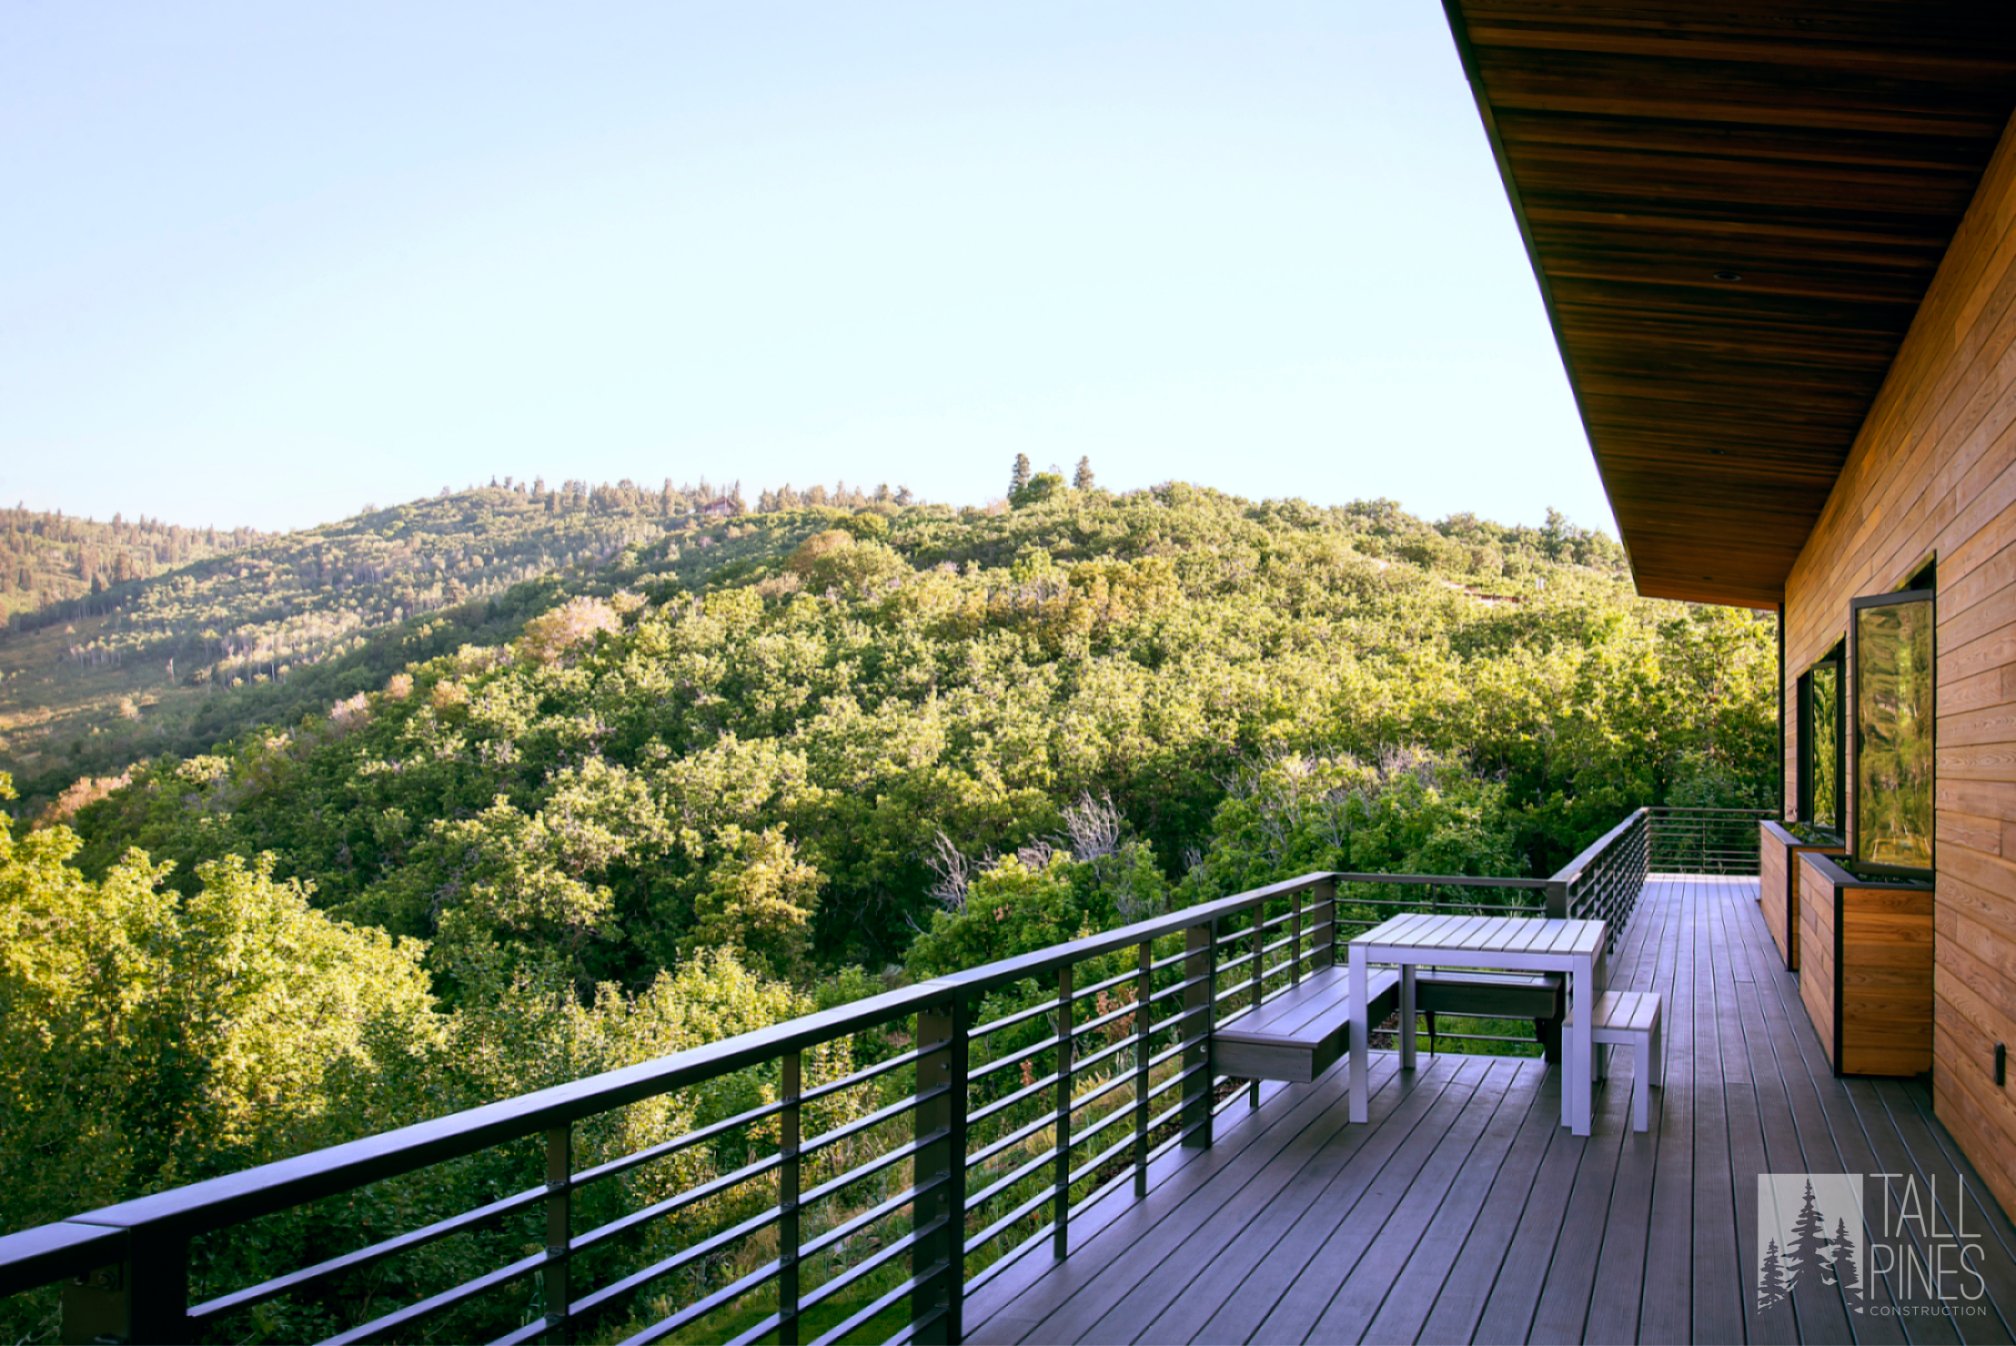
[1347,913,1607,1136]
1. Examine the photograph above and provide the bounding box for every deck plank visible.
[965,874,2016,1345]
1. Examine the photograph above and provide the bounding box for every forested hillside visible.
[0,478,901,808]
[0,477,1776,1339]
[0,505,260,626]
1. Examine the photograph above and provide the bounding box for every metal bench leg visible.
[1399,966,1416,1070]
[1633,1036,1651,1132]
[1537,1016,1561,1064]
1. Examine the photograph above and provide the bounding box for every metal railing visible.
[0,812,1669,1346]
[1647,806,1770,875]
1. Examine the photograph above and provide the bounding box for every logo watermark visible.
[1757,1173,1989,1315]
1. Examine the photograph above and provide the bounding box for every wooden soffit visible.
[1443,1,2016,608]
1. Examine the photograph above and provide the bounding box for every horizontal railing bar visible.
[1065,1067,1138,1115]
[801,1132,940,1209]
[572,1153,782,1255]
[801,1086,941,1157]
[1148,948,1190,973]
[1071,999,1141,1040]
[808,1271,920,1346]
[963,1185,1054,1257]
[0,1223,127,1299]
[965,1109,1057,1171]
[1147,1039,1199,1076]
[1069,1034,1136,1078]
[801,1177,938,1260]
[797,1045,926,1105]
[799,1222,935,1312]
[968,1070,1059,1126]
[1069,965,1142,1005]
[572,1097,785,1191]
[888,1304,947,1346]
[1147,973,1212,1006]
[488,1314,550,1346]
[1066,1100,1136,1154]
[575,1207,781,1323]
[969,1034,1063,1084]
[614,1253,781,1346]
[192,1182,547,1321]
[1144,1060,1206,1104]
[968,996,1062,1041]
[323,1249,549,1346]
[1331,872,1550,889]
[1066,1130,1135,1187]
[966,1146,1057,1212]
[724,1312,783,1346]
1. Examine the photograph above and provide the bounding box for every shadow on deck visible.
[964,876,2016,1345]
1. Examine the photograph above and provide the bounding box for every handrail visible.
[1548,807,1650,889]
[0,813,1679,1345]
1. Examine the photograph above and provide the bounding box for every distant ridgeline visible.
[0,505,263,630]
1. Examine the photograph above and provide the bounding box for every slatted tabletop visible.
[1352,913,1606,957]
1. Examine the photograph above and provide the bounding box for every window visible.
[1796,643,1844,836]
[1850,585,1935,875]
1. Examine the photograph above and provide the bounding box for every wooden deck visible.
[963,875,2016,1345]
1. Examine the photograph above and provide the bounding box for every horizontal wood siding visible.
[1783,107,2016,1215]
[1761,827,1792,966]
[1839,885,1937,1077]
[1798,855,1840,1072]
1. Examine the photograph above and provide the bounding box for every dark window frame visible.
[1795,640,1845,839]
[1848,585,1936,878]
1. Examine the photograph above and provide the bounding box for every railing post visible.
[912,995,968,1344]
[1182,922,1216,1150]
[1133,941,1152,1198]
[1052,966,1073,1260]
[1248,910,1264,1107]
[1544,878,1569,920]
[1311,877,1336,972]
[545,1122,572,1344]
[779,1049,802,1345]
[62,1229,187,1346]
[1289,886,1303,986]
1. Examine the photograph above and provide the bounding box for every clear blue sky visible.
[0,2,1607,536]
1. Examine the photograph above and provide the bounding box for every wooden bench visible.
[1215,967,1399,1084]
[1417,970,1565,1060]
[1212,966,1567,1085]
[1568,989,1663,1131]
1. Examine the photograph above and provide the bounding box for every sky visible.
[0,2,1609,536]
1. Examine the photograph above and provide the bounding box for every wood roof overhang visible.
[1441,2,2016,608]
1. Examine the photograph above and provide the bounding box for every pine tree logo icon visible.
[1758,1175,1866,1312]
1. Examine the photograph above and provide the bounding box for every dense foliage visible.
[0,505,259,628]
[0,477,1776,1339]
[0,479,909,808]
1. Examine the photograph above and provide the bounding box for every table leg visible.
[1349,945,1369,1124]
[1399,964,1416,1070]
[1571,952,1593,1136]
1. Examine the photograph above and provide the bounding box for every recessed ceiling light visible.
[1712,270,1742,282]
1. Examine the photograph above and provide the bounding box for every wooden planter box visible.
[1758,820,1845,970]
[1797,852,1934,1076]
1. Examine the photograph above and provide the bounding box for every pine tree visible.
[1785,1179,1833,1292]
[1074,456,1095,491]
[1010,454,1033,500]
[1760,1239,1789,1308]
[1825,1215,1860,1303]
